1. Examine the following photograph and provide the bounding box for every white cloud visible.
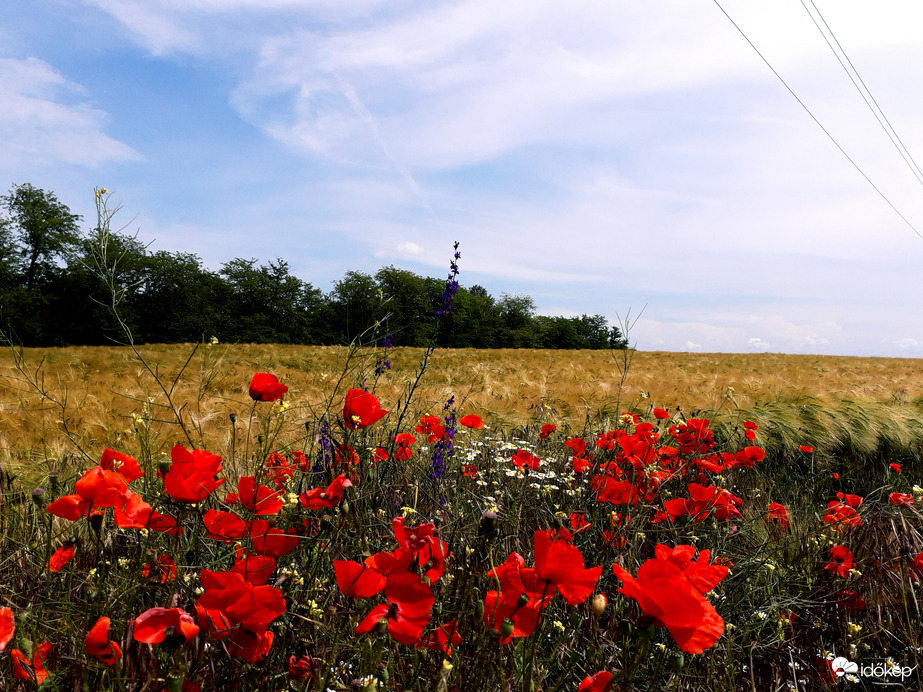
[0,57,140,168]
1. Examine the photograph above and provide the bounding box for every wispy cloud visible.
[0,57,140,168]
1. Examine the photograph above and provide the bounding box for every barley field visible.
[2,344,922,481]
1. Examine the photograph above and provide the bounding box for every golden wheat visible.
[2,344,922,478]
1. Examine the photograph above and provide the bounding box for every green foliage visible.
[0,184,628,350]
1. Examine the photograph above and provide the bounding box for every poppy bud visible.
[499,618,515,639]
[341,501,350,514]
[48,471,59,494]
[615,619,632,637]
[479,510,497,538]
[374,617,389,634]
[590,593,608,617]
[475,600,484,620]
[158,461,171,475]
[670,654,685,672]
[515,593,529,609]
[229,413,237,424]
[31,487,45,507]
[304,420,311,434]
[257,434,265,445]
[164,677,184,692]
[88,513,104,535]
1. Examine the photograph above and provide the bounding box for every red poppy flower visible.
[228,627,274,663]
[533,529,601,606]
[194,602,232,640]
[11,642,51,684]
[226,476,283,515]
[573,456,591,473]
[823,502,861,529]
[343,389,389,430]
[142,555,177,583]
[890,492,914,508]
[355,572,435,645]
[197,569,286,637]
[889,463,902,473]
[579,671,614,692]
[334,560,387,599]
[459,414,484,429]
[483,552,552,643]
[392,433,416,461]
[100,448,144,484]
[909,552,923,580]
[511,449,541,470]
[46,465,129,520]
[565,437,587,457]
[373,447,389,463]
[418,620,461,655]
[766,502,790,530]
[612,557,724,654]
[114,491,181,535]
[86,616,121,666]
[669,419,715,455]
[835,590,866,611]
[299,473,352,510]
[825,546,854,578]
[248,519,300,558]
[593,477,641,506]
[163,445,225,503]
[743,420,758,441]
[248,372,288,402]
[732,446,765,469]
[664,483,741,523]
[569,513,592,534]
[836,492,863,508]
[0,607,13,652]
[414,414,446,441]
[288,654,320,683]
[653,408,670,420]
[653,545,729,596]
[48,542,76,572]
[463,464,477,477]
[392,517,448,583]
[539,423,556,439]
[133,608,200,645]
[798,445,813,453]
[202,509,249,543]
[230,549,276,586]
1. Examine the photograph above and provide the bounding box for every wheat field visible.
[1,343,922,477]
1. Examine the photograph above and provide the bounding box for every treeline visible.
[0,184,627,349]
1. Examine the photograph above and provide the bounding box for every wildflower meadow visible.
[0,193,921,691]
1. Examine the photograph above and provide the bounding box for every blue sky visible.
[4,1,923,356]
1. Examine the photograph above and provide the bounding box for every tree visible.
[329,271,385,344]
[1,184,82,288]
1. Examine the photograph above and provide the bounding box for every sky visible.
[4,1,923,357]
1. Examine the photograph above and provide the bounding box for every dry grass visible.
[2,344,922,478]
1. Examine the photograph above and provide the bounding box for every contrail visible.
[336,74,437,219]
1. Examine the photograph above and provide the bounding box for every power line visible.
[712,0,923,241]
[801,0,923,188]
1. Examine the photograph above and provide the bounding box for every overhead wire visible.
[800,0,923,188]
[711,0,923,242]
